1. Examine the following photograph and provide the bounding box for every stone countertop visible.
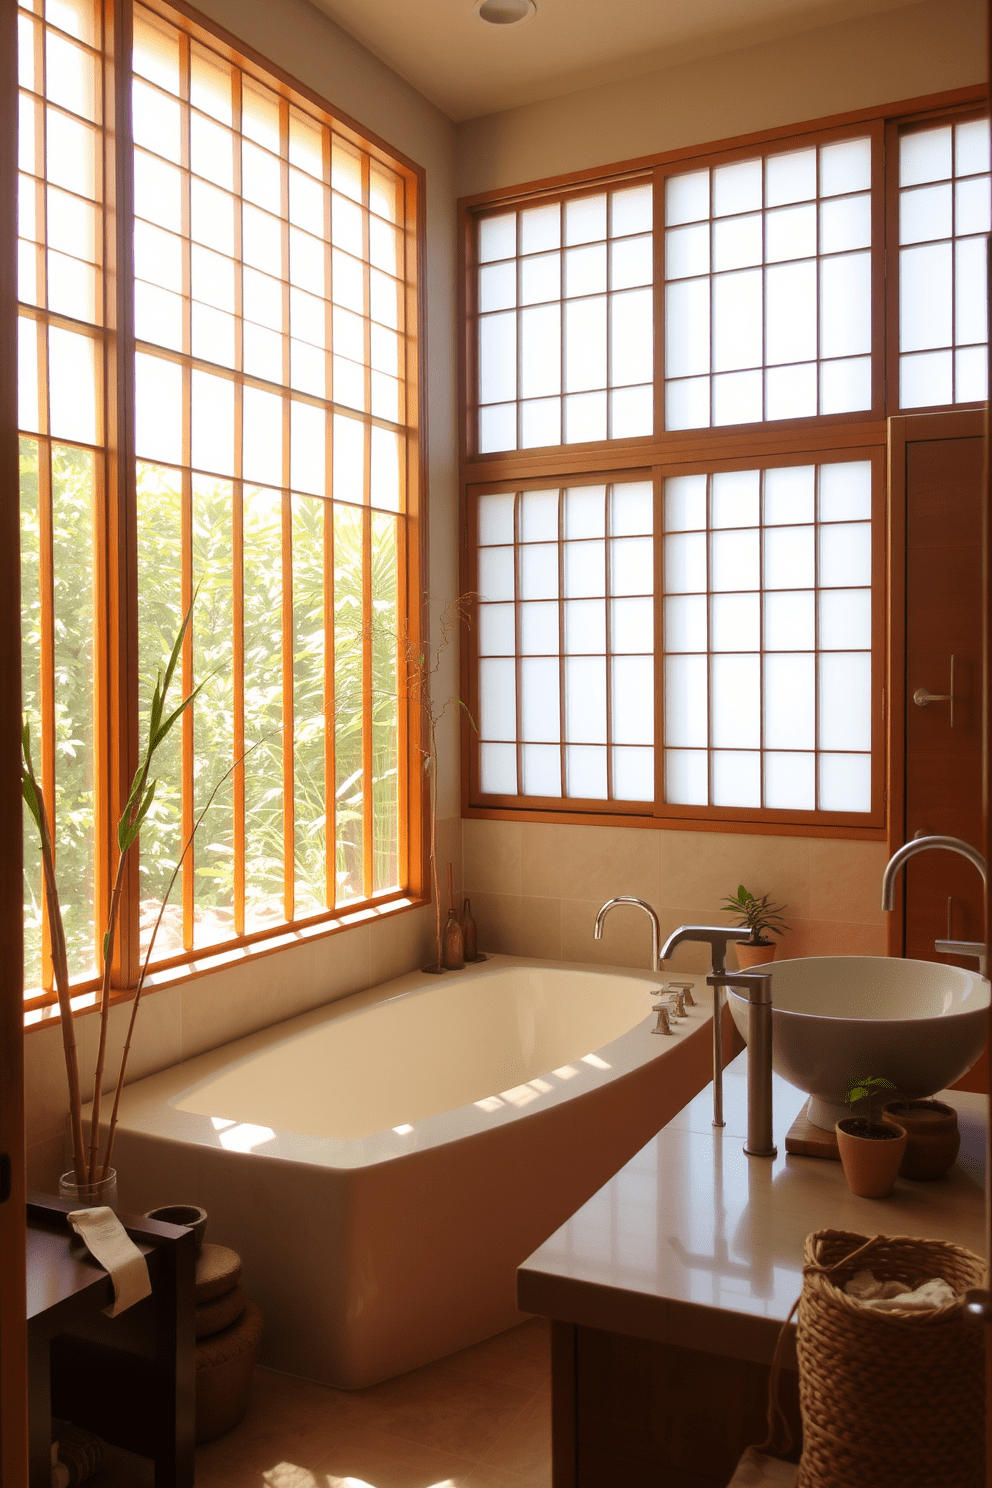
[517,1053,987,1367]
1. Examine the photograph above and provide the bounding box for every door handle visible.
[913,654,955,727]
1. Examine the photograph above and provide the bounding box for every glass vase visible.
[59,1168,118,1211]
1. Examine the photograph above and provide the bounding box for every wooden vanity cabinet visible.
[552,1321,801,1487]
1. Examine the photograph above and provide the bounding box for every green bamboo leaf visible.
[21,769,42,833]
[159,595,195,708]
[456,698,478,732]
[151,678,206,756]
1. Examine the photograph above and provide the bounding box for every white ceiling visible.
[307,0,915,122]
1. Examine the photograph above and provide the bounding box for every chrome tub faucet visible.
[880,834,988,976]
[659,924,753,1128]
[594,896,662,972]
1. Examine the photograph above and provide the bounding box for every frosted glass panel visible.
[900,350,952,408]
[764,590,814,651]
[900,243,951,353]
[519,601,558,654]
[565,297,607,391]
[612,184,653,236]
[665,654,707,747]
[664,595,706,653]
[479,658,516,741]
[712,751,760,807]
[820,589,871,650]
[819,253,870,358]
[565,244,606,297]
[565,195,606,246]
[479,312,516,404]
[564,392,607,443]
[764,465,814,525]
[665,474,707,531]
[713,370,761,425]
[765,653,814,749]
[665,749,708,805]
[666,377,710,431]
[479,261,515,312]
[819,459,871,520]
[521,203,560,254]
[519,543,558,600]
[565,540,605,598]
[764,752,815,810]
[764,526,814,590]
[612,481,653,535]
[612,597,653,653]
[820,194,870,253]
[521,251,560,305]
[611,537,653,596]
[666,279,710,378]
[609,385,652,438]
[520,488,558,541]
[766,148,816,206]
[711,593,759,652]
[956,176,991,236]
[520,657,560,740]
[819,653,871,751]
[765,261,816,365]
[612,747,653,801]
[900,183,951,244]
[711,468,759,528]
[819,522,870,588]
[819,752,871,813]
[611,289,652,385]
[567,745,607,799]
[711,653,759,748]
[820,137,870,195]
[667,170,709,225]
[478,603,515,655]
[900,127,951,187]
[521,398,561,448]
[765,363,817,421]
[666,223,709,279]
[478,492,515,546]
[564,599,605,654]
[711,528,759,592]
[520,304,561,397]
[765,203,816,262]
[713,213,762,271]
[478,545,514,602]
[191,369,234,475]
[478,217,516,264]
[612,656,653,745]
[956,346,988,402]
[566,656,606,742]
[521,744,561,797]
[480,742,517,794]
[478,403,515,452]
[819,356,871,415]
[955,236,987,345]
[713,269,762,371]
[713,159,762,216]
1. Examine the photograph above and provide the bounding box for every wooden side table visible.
[27,1194,195,1488]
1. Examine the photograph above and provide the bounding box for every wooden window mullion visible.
[180,465,193,950]
[360,506,373,898]
[232,475,245,937]
[38,439,56,994]
[279,97,294,923]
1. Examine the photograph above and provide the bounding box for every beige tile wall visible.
[462,819,889,973]
[24,816,462,1191]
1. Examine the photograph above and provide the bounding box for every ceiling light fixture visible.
[475,0,536,25]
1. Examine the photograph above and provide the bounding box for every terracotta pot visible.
[881,1099,960,1180]
[835,1118,907,1198]
[734,940,777,968]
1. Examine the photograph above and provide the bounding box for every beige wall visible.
[455,0,984,196]
[25,0,461,1188]
[462,820,888,972]
[455,0,982,963]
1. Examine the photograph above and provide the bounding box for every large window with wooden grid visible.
[462,99,988,834]
[18,0,423,1010]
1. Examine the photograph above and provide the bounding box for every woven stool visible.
[194,1244,264,1443]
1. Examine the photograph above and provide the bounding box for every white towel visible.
[844,1268,956,1310]
[67,1206,152,1317]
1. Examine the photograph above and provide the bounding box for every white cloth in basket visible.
[844,1268,956,1311]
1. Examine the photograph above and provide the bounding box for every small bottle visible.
[442,907,464,969]
[462,897,478,961]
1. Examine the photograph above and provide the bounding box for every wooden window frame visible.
[19,0,428,1017]
[458,84,987,841]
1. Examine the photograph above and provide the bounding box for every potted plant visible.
[881,1097,960,1180]
[836,1075,906,1198]
[721,884,788,967]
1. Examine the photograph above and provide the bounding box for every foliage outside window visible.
[17,0,423,1008]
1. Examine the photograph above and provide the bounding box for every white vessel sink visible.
[726,955,989,1130]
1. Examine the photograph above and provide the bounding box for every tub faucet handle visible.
[665,979,695,1007]
[650,1003,673,1035]
[668,990,687,1018]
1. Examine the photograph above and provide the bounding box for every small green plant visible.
[720,884,789,944]
[844,1074,897,1132]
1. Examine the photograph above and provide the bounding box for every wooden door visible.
[889,410,987,1090]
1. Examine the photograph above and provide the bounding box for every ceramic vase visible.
[145,1203,209,1248]
[881,1098,960,1180]
[835,1118,907,1198]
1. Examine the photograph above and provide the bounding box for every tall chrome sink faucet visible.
[594,897,662,971]
[659,925,754,1128]
[880,835,988,976]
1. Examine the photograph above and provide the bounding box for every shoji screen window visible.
[474,480,654,806]
[473,184,654,453]
[664,134,877,429]
[662,457,881,823]
[130,5,412,955]
[18,0,108,1001]
[897,115,990,408]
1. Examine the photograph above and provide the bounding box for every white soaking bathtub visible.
[98,954,715,1387]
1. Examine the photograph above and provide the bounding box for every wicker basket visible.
[795,1229,986,1488]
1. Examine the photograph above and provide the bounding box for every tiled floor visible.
[192,1318,550,1488]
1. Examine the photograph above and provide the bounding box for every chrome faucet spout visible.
[594,896,662,973]
[659,923,754,1130]
[880,835,987,911]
